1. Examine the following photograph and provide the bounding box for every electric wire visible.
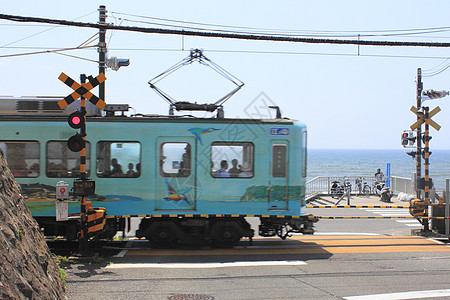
[100,47,450,61]
[2,45,450,61]
[1,13,450,48]
[3,12,450,71]
[77,33,98,48]
[0,23,53,27]
[0,45,96,59]
[0,11,97,48]
[109,11,450,38]
[108,12,125,47]
[52,51,97,63]
[114,16,450,38]
[422,61,450,77]
[423,57,450,71]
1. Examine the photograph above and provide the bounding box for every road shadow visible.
[111,237,333,264]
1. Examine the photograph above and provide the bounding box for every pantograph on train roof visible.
[148,49,244,116]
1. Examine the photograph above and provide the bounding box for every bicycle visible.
[334,176,352,205]
[355,177,371,197]
[331,179,345,199]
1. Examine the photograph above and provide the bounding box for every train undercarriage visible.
[36,215,316,249]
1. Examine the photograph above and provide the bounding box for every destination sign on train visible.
[271,128,290,135]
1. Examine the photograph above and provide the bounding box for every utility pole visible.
[98,5,107,103]
[415,68,422,198]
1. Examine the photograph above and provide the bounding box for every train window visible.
[97,142,141,178]
[0,141,40,178]
[272,144,287,178]
[160,142,191,177]
[211,142,254,178]
[46,141,91,178]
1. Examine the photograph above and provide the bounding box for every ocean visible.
[307,149,450,191]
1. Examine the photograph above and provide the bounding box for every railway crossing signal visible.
[401,130,415,148]
[68,111,84,128]
[57,72,106,110]
[410,105,441,131]
[58,72,107,254]
[67,133,85,152]
[408,105,441,232]
[67,111,85,152]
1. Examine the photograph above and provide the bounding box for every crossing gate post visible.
[416,68,422,199]
[58,71,107,254]
[423,107,430,231]
[79,74,88,254]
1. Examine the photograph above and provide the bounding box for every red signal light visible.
[68,111,84,129]
[401,130,415,148]
[72,116,81,125]
[401,132,410,147]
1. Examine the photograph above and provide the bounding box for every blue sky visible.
[2,1,450,149]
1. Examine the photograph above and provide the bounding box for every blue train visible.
[0,96,315,248]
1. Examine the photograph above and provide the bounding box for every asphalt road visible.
[64,236,450,299]
[64,196,450,300]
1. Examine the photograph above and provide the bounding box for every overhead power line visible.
[110,11,450,38]
[1,13,450,48]
[0,45,96,59]
[2,46,450,61]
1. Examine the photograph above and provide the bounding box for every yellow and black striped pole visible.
[79,74,88,252]
[423,106,430,231]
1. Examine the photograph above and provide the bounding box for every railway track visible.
[46,239,128,257]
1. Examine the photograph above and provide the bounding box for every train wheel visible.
[148,221,179,249]
[210,221,241,248]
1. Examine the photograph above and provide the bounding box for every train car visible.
[0,96,315,248]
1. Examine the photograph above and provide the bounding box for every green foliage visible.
[53,255,73,290]
[58,267,67,288]
[54,255,74,265]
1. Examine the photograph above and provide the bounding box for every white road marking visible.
[365,209,409,212]
[113,241,133,258]
[405,223,423,227]
[379,213,411,216]
[114,250,128,258]
[106,260,307,269]
[396,219,419,223]
[365,209,411,216]
[394,219,422,227]
[362,208,428,229]
[313,232,382,236]
[344,288,450,299]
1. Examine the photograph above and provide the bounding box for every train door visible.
[268,142,289,210]
[155,137,197,211]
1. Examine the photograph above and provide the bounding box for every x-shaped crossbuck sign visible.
[58,72,106,110]
[410,105,441,131]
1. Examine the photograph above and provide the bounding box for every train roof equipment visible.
[0,95,102,116]
[148,49,244,117]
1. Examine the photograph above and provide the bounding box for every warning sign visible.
[56,201,68,221]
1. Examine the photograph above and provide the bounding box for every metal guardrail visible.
[390,176,415,195]
[306,175,413,200]
[305,176,449,237]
